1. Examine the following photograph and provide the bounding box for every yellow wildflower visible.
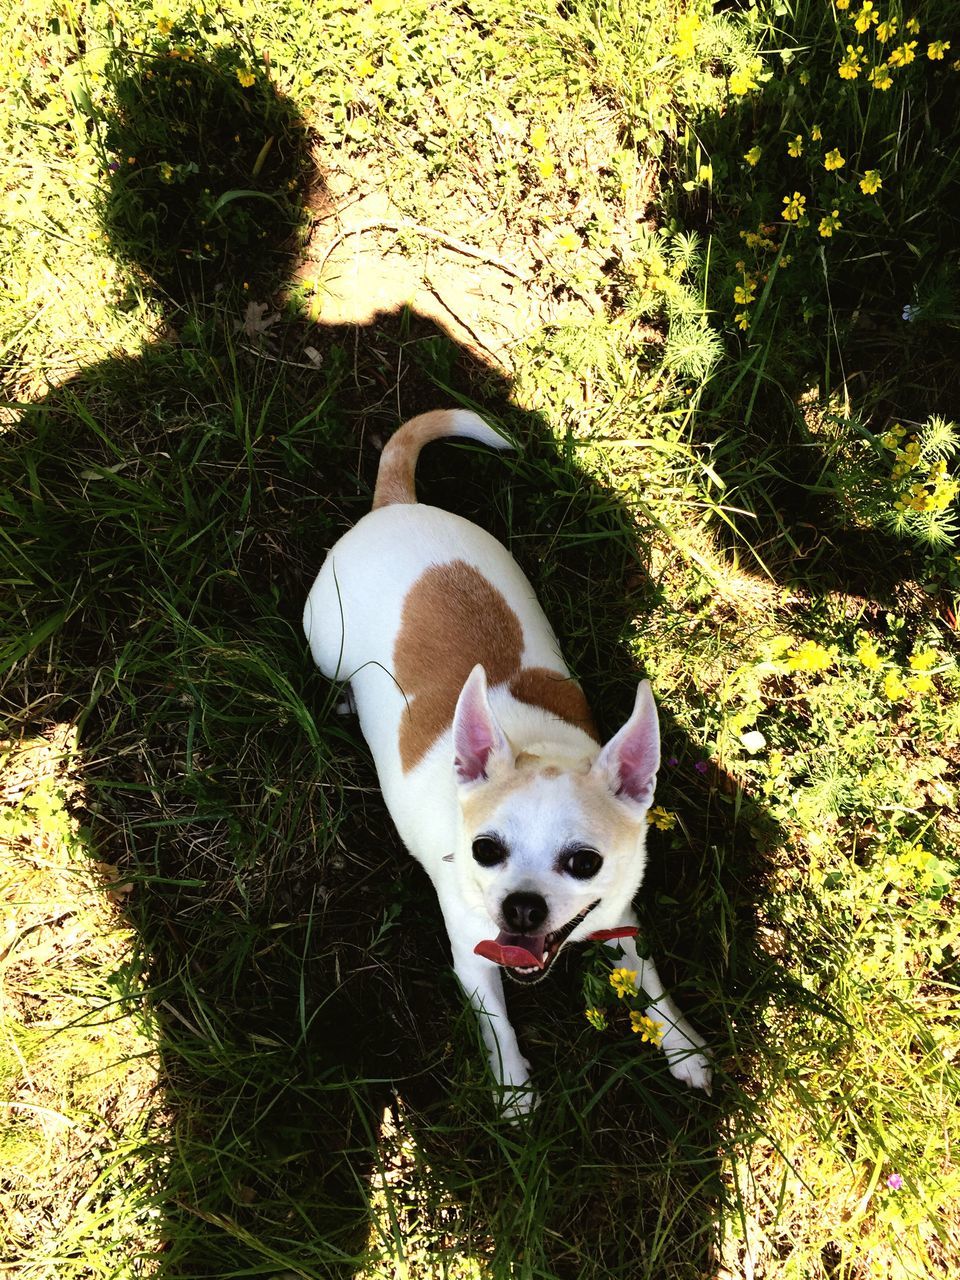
[782,191,807,221]
[860,169,882,194]
[856,638,884,671]
[836,0,850,9]
[744,145,762,166]
[554,230,580,252]
[735,311,751,330]
[538,156,555,179]
[869,63,894,89]
[585,1007,609,1030]
[906,673,935,695]
[610,968,638,1000]
[355,55,377,77]
[786,640,836,673]
[855,2,879,33]
[236,67,256,88]
[673,11,702,60]
[819,209,842,237]
[906,16,920,34]
[928,40,951,60]
[839,44,865,78]
[157,16,173,35]
[730,65,759,95]
[799,69,811,85]
[788,134,804,157]
[530,123,548,150]
[876,18,898,41]
[824,148,845,171]
[630,1012,664,1044]
[647,806,677,831]
[811,124,822,140]
[884,670,908,701]
[734,283,756,305]
[909,648,938,671]
[888,41,918,67]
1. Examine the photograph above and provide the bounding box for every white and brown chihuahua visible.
[303,410,711,1114]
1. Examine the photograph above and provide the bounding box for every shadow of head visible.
[97,36,324,302]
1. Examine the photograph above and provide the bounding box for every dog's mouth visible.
[474,900,601,985]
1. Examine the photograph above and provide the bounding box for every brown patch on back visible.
[509,666,599,742]
[395,561,597,770]
[395,561,523,770]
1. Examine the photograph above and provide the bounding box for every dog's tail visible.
[372,409,513,510]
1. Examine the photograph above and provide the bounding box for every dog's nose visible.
[502,892,548,933]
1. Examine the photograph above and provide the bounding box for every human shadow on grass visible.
[0,41,812,1280]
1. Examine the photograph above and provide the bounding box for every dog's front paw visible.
[500,1080,538,1122]
[660,1022,713,1095]
[493,1054,536,1121]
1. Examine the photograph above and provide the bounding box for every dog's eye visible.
[472,836,507,868]
[564,847,603,879]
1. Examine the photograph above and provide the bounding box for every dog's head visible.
[452,665,658,983]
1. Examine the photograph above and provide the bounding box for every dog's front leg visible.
[449,940,535,1118]
[604,915,713,1094]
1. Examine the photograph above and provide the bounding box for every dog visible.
[303,409,711,1114]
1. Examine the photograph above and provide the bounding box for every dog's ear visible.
[591,679,660,810]
[453,664,512,785]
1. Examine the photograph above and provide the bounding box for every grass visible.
[1,0,959,1277]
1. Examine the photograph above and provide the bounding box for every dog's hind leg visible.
[603,916,713,1094]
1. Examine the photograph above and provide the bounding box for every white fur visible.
[303,412,711,1114]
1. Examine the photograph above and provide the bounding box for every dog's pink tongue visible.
[474,933,547,969]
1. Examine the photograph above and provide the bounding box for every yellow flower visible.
[884,670,908,701]
[529,123,548,150]
[735,311,751,330]
[824,148,845,171]
[538,156,555,179]
[876,18,898,41]
[869,63,895,89]
[630,1012,664,1044]
[647,806,677,831]
[782,191,807,221]
[554,230,580,252]
[811,124,822,141]
[744,146,762,166]
[855,2,879,33]
[838,44,865,78]
[799,69,811,85]
[734,283,756,304]
[673,12,702,60]
[860,169,882,194]
[928,40,951,60]
[888,41,918,67]
[835,0,850,9]
[909,648,938,671]
[906,16,920,34]
[236,67,256,88]
[788,134,804,157]
[819,209,842,237]
[610,968,638,999]
[786,640,837,672]
[856,638,884,671]
[730,65,759,95]
[906,673,935,695]
[157,16,173,35]
[585,1007,609,1030]
[355,55,377,77]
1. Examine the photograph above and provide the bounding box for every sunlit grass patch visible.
[0,729,161,1277]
